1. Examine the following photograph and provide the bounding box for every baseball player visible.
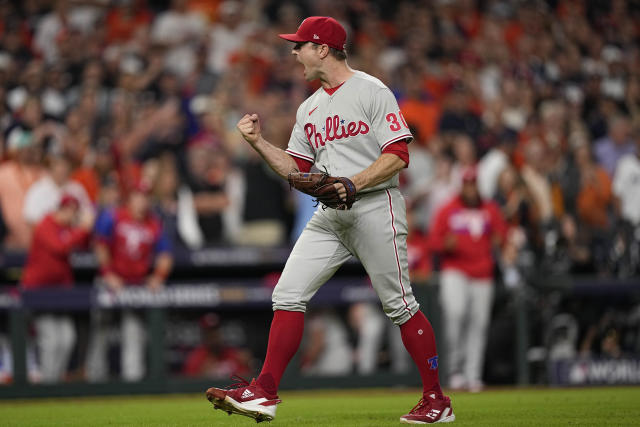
[21,194,93,382]
[206,17,454,424]
[429,167,507,392]
[86,181,173,382]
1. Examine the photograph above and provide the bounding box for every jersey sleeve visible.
[94,208,115,242]
[368,87,413,151]
[428,204,451,253]
[155,228,172,254]
[285,109,315,165]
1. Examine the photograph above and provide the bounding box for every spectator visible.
[613,132,640,227]
[397,67,441,144]
[477,128,518,201]
[594,115,635,177]
[494,165,534,233]
[21,194,94,383]
[0,118,44,250]
[574,143,612,232]
[423,149,459,225]
[206,0,257,75]
[86,181,173,382]
[184,142,229,245]
[230,148,290,247]
[401,132,437,232]
[151,0,207,77]
[611,130,640,276]
[105,0,153,45]
[182,313,252,379]
[429,167,507,392]
[23,154,92,226]
[438,85,483,142]
[521,139,554,226]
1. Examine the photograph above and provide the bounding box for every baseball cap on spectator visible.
[59,193,80,209]
[279,16,347,51]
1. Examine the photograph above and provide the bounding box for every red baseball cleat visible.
[206,376,281,423]
[400,393,455,424]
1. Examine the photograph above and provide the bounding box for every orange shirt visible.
[577,167,612,228]
[399,98,441,145]
[71,167,100,203]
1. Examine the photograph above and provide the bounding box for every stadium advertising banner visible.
[550,359,640,385]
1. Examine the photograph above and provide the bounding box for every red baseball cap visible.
[279,16,347,51]
[462,166,478,182]
[59,193,80,209]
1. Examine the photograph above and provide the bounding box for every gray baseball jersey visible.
[274,70,419,325]
[285,71,413,192]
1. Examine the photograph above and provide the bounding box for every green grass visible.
[2,387,640,426]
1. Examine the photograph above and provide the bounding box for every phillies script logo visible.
[304,115,370,149]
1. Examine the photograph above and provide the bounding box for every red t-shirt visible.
[21,214,89,289]
[428,196,507,279]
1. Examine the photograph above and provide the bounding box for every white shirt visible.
[207,22,255,74]
[613,153,640,224]
[23,176,92,224]
[477,148,509,200]
[151,10,207,77]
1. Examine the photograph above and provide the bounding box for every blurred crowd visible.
[1,0,640,385]
[1,0,639,279]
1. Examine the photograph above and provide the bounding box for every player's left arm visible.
[350,152,408,192]
[147,231,173,290]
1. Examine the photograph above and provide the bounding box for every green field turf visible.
[2,387,640,426]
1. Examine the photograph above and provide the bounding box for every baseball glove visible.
[288,170,357,210]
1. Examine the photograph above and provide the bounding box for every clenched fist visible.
[237,113,261,145]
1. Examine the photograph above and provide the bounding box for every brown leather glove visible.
[288,171,357,210]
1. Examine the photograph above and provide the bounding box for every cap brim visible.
[278,33,307,43]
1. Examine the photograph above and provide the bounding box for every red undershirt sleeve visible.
[382,140,410,167]
[293,157,313,173]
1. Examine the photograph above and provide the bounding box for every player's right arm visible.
[237,113,299,179]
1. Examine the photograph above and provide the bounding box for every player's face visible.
[461,180,481,207]
[292,41,322,81]
[129,191,150,218]
[58,205,78,225]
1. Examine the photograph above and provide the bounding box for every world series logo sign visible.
[550,358,640,385]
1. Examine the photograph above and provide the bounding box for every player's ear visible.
[318,44,330,59]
